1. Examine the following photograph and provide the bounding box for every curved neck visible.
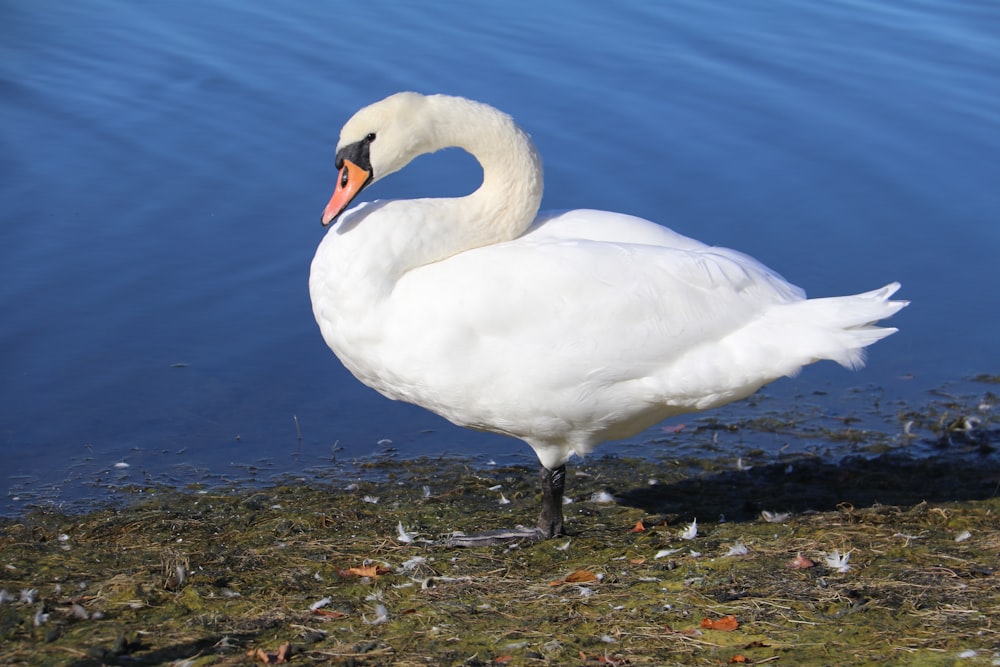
[372,96,543,276]
[327,96,545,301]
[424,95,544,247]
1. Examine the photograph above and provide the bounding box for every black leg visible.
[445,463,567,547]
[536,464,566,538]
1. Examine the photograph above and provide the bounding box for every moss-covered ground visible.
[1,388,998,666]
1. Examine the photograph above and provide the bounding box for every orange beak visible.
[322,159,372,226]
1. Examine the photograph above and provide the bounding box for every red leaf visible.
[701,614,740,631]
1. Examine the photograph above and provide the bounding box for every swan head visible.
[322,92,437,226]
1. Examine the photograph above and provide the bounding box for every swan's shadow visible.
[610,446,1000,524]
[333,200,391,235]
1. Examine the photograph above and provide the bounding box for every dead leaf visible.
[313,608,347,619]
[247,642,293,664]
[345,564,389,578]
[629,520,645,533]
[551,569,599,586]
[729,655,748,663]
[629,557,647,565]
[494,655,513,664]
[786,553,815,569]
[701,614,740,631]
[247,648,271,664]
[275,642,292,662]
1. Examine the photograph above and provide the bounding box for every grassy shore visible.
[1,389,998,666]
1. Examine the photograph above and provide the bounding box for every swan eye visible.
[340,165,350,187]
[365,133,376,144]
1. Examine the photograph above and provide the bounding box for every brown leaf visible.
[247,648,272,664]
[494,655,513,664]
[629,520,646,533]
[247,645,292,664]
[275,642,293,663]
[629,557,647,565]
[729,654,748,663]
[786,553,815,569]
[551,569,599,586]
[313,608,347,619]
[346,564,389,578]
[564,569,599,583]
[701,614,739,631]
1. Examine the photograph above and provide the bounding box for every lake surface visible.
[2,1,998,515]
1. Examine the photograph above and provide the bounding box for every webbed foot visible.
[444,464,567,547]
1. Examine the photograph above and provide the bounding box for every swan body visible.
[309,93,907,543]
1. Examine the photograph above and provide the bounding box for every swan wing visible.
[360,211,805,444]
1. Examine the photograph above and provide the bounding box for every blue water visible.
[2,1,998,514]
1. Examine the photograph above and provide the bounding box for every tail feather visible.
[787,281,908,370]
[653,283,907,413]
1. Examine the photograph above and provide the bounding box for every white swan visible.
[309,92,907,545]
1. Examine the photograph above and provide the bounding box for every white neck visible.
[316,95,545,314]
[368,96,543,278]
[421,95,544,251]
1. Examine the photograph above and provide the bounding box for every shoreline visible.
[2,443,999,665]
[4,376,996,521]
[1,381,997,664]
